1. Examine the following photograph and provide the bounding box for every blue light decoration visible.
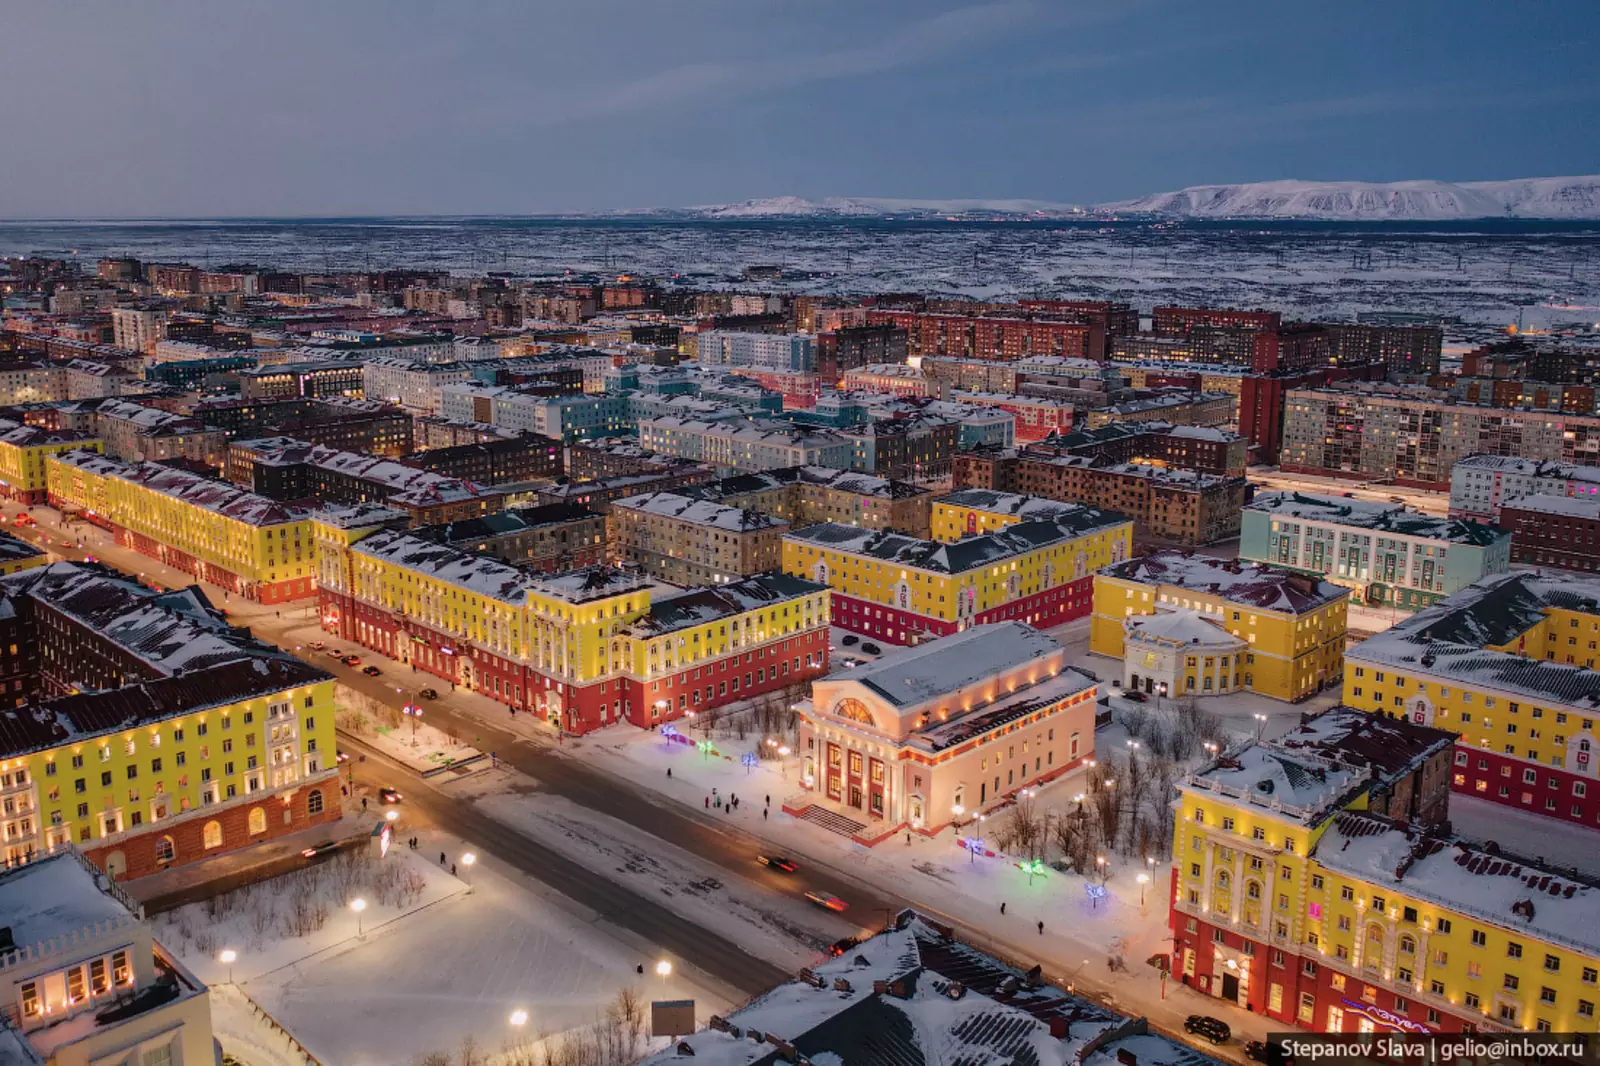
[660,724,681,748]
[1084,882,1108,909]
[741,752,759,774]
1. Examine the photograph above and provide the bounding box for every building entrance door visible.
[849,785,862,809]
[1220,973,1240,1002]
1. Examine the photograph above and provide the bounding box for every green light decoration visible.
[1017,858,1047,885]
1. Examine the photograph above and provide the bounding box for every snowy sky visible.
[2,0,1597,217]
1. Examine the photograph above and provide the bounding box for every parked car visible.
[418,688,439,700]
[327,648,344,657]
[1341,491,1358,498]
[840,634,859,646]
[362,665,381,676]
[308,641,326,651]
[804,891,849,912]
[757,855,798,873]
[13,514,35,526]
[343,656,361,666]
[1183,1015,1230,1045]
[1244,1040,1286,1065]
[378,787,402,804]
[301,840,339,859]
[1123,690,1148,703]
[860,642,881,655]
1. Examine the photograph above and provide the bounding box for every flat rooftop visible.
[0,851,133,955]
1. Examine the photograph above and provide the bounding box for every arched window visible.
[248,807,267,835]
[833,698,874,726]
[1366,923,1385,945]
[1216,869,1231,888]
[1399,934,1416,955]
[154,836,175,863]
[1246,880,1262,900]
[307,789,324,816]
[203,821,223,849]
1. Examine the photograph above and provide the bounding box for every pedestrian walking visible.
[1037,920,1044,935]
[765,794,770,807]
[1001,902,1006,915]
[361,797,368,812]
[762,809,768,821]
[666,767,672,778]
[451,863,457,876]
[440,852,446,865]
[704,796,710,809]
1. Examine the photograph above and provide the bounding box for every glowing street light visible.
[461,852,476,892]
[384,809,399,822]
[1136,871,1151,907]
[509,1009,529,1028]
[402,703,423,744]
[218,948,238,984]
[655,959,672,985]
[350,897,368,937]
[1253,712,1268,740]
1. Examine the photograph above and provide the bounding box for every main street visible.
[6,499,1270,1061]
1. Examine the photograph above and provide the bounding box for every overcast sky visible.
[2,0,1596,218]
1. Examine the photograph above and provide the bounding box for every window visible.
[1507,942,1523,959]
[113,949,130,984]
[1465,992,1480,1009]
[142,1047,174,1066]
[1541,987,1557,1005]
[1504,974,1520,991]
[1585,967,1598,985]
[1546,954,1561,972]
[203,820,223,849]
[248,807,267,835]
[154,836,175,863]
[20,982,38,1017]
[1471,929,1487,947]
[1436,918,1452,934]
[307,789,324,815]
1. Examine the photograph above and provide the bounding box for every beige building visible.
[700,466,935,538]
[0,848,215,1066]
[1120,608,1249,699]
[610,491,787,585]
[788,622,1097,844]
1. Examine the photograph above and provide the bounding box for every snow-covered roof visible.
[1499,493,1600,519]
[49,448,311,527]
[1246,491,1506,546]
[788,510,1129,575]
[935,489,1091,522]
[1101,550,1348,614]
[1274,706,1455,788]
[1347,572,1600,709]
[233,438,497,507]
[0,850,134,955]
[1091,391,1232,416]
[642,912,1218,1066]
[1316,812,1600,957]
[625,573,825,638]
[351,529,541,604]
[1124,609,1243,648]
[1187,744,1367,825]
[1452,454,1600,480]
[835,622,1066,709]
[528,564,653,604]
[953,389,1075,409]
[612,491,787,532]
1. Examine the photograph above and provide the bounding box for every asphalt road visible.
[344,734,792,996]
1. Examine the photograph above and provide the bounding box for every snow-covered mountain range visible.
[655,178,1600,221]
[655,196,1087,220]
[1096,176,1600,220]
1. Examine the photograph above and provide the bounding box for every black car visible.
[860,642,881,655]
[757,855,798,873]
[841,634,859,646]
[418,688,439,700]
[301,840,339,859]
[1244,1040,1287,1065]
[827,936,860,957]
[362,665,381,676]
[1123,690,1148,703]
[1183,1015,1230,1045]
[378,787,402,804]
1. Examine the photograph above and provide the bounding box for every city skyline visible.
[1,0,1597,218]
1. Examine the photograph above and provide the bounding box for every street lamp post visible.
[1136,872,1151,908]
[460,852,476,892]
[403,703,423,745]
[509,1009,529,1029]
[655,959,672,986]
[350,897,367,938]
[1253,712,1268,741]
[218,948,237,985]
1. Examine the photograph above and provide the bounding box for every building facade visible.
[788,623,1097,843]
[610,491,787,585]
[1092,551,1348,702]
[1501,495,1600,573]
[1241,492,1511,611]
[1448,455,1600,522]
[785,507,1132,645]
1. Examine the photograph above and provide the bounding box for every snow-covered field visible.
[2,217,1594,328]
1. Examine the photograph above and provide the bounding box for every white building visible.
[361,357,471,413]
[1121,608,1248,698]
[438,385,630,442]
[640,416,853,472]
[110,309,167,355]
[1448,453,1600,522]
[695,331,817,372]
[0,848,216,1066]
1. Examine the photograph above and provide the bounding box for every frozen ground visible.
[2,217,1594,329]
[169,833,724,1066]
